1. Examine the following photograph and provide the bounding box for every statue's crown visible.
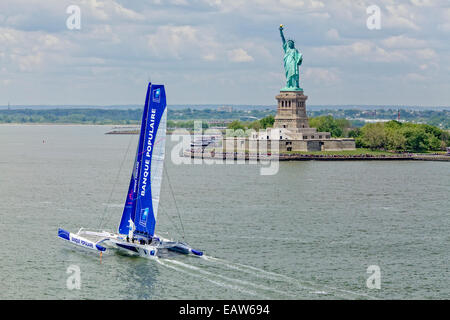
[287,38,295,44]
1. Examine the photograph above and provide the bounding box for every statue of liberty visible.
[279,25,303,91]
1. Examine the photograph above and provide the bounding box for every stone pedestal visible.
[245,88,355,152]
[274,90,309,130]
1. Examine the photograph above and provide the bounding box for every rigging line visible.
[98,133,135,230]
[163,165,186,241]
[158,201,183,238]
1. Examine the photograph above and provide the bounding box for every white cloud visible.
[410,0,433,7]
[416,48,437,60]
[384,4,420,30]
[227,48,254,62]
[405,72,427,82]
[311,41,374,60]
[79,0,145,21]
[381,35,428,49]
[304,67,340,85]
[326,29,340,41]
[202,53,217,61]
[11,52,44,72]
[0,27,73,72]
[279,0,325,10]
[438,8,450,31]
[438,23,450,32]
[146,25,219,60]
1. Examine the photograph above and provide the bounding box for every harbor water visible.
[0,125,448,299]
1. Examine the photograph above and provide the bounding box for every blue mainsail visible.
[118,83,151,235]
[118,83,167,238]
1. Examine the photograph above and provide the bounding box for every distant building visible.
[217,106,233,112]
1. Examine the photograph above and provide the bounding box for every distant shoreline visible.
[185,152,450,162]
[183,149,450,161]
[1,107,449,130]
[0,123,116,126]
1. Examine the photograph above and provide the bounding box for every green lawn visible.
[282,148,448,156]
[283,148,398,156]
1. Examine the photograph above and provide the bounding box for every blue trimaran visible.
[58,83,203,258]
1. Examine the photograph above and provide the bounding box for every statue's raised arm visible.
[279,25,286,50]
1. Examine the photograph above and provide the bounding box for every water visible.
[0,125,448,299]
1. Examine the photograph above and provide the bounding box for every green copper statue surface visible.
[279,25,303,91]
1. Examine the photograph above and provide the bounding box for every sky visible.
[1,0,450,106]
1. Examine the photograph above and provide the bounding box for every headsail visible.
[118,84,167,238]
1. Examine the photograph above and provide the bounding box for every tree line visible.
[0,109,142,124]
[226,115,449,152]
[349,121,449,152]
[226,115,350,137]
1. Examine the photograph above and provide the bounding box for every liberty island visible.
[249,25,356,152]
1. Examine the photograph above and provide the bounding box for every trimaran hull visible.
[58,228,202,258]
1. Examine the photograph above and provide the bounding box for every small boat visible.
[190,136,216,147]
[58,83,203,258]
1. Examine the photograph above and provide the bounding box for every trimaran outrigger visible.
[58,83,203,258]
